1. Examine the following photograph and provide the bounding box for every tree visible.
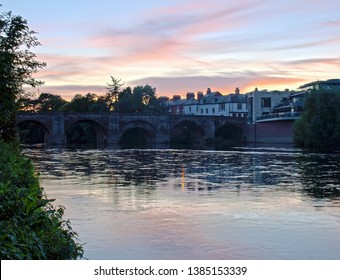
[115,84,161,113]
[105,76,124,111]
[62,93,108,113]
[0,9,46,141]
[294,89,340,151]
[36,93,68,112]
[0,9,45,141]
[115,86,132,113]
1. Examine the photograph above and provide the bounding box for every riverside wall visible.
[245,120,295,144]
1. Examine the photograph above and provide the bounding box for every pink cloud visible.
[131,73,305,97]
[36,84,107,101]
[83,0,265,68]
[25,0,340,101]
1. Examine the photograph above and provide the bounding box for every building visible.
[165,94,196,115]
[298,79,340,91]
[247,88,291,122]
[272,91,305,114]
[182,88,247,117]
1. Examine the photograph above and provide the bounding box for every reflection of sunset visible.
[181,166,185,191]
[25,147,340,259]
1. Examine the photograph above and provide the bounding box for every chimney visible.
[158,96,169,103]
[235,87,240,95]
[207,88,212,94]
[186,92,195,100]
[197,91,203,101]
[172,95,181,101]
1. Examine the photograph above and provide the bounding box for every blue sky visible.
[2,0,340,99]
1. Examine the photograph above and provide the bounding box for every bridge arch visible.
[65,119,107,147]
[119,120,157,147]
[170,120,205,145]
[16,120,50,144]
[215,122,244,144]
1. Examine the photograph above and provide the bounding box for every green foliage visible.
[18,93,68,112]
[115,84,162,113]
[0,141,83,259]
[17,77,164,114]
[36,93,68,112]
[0,9,45,141]
[294,89,340,151]
[61,93,108,113]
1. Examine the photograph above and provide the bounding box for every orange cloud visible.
[23,0,339,100]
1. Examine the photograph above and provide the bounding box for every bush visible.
[0,141,83,259]
[294,89,340,151]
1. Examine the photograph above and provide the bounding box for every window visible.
[189,106,192,112]
[261,97,271,108]
[220,104,225,111]
[212,108,215,114]
[206,108,209,114]
[201,109,203,114]
[237,103,242,110]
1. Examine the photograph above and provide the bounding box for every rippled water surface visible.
[24,147,340,260]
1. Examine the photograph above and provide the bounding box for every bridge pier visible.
[108,114,119,144]
[47,113,66,145]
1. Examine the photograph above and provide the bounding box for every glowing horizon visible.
[2,0,340,100]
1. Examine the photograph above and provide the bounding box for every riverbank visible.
[0,141,83,259]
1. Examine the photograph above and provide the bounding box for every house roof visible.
[166,91,247,107]
[167,98,197,106]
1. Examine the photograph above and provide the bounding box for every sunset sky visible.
[2,0,340,99]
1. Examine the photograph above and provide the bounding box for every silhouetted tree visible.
[37,93,68,111]
[62,93,107,112]
[115,84,160,113]
[0,8,45,141]
[105,76,124,111]
[116,86,132,113]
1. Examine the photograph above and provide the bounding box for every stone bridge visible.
[16,112,247,146]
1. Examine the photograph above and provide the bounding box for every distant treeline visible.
[18,78,166,114]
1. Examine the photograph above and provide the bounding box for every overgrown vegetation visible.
[1,7,83,259]
[0,141,83,259]
[294,89,340,151]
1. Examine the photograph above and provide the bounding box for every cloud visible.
[282,57,340,67]
[131,72,305,96]
[83,0,265,65]
[35,84,106,100]
[22,0,340,100]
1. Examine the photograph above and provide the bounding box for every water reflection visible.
[297,154,340,199]
[23,146,340,259]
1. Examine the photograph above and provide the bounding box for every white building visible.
[183,90,248,117]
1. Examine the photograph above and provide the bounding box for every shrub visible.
[0,141,83,259]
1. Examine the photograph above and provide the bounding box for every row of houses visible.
[160,88,248,118]
[159,79,340,123]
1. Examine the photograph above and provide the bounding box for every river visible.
[23,146,340,260]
